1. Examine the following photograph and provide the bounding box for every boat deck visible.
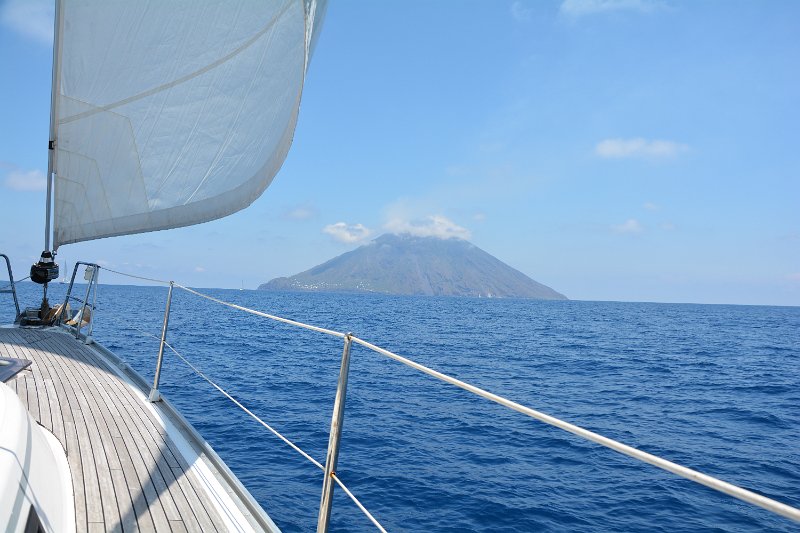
[1,327,262,532]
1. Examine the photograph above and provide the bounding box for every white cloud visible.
[323,222,372,244]
[560,0,662,17]
[612,218,643,234]
[595,138,688,159]
[660,222,676,230]
[194,266,206,273]
[385,215,471,240]
[4,169,47,191]
[643,202,659,211]
[1,0,53,45]
[473,212,487,222]
[511,1,533,22]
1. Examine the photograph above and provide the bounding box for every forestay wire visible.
[96,266,800,525]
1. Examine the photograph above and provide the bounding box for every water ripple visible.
[5,285,798,531]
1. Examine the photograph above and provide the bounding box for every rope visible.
[162,339,325,470]
[67,295,97,308]
[1,275,29,290]
[165,341,392,529]
[90,272,800,524]
[127,324,387,530]
[331,473,388,533]
[174,283,345,338]
[349,337,800,523]
[99,266,171,285]
[125,323,165,345]
[124,325,323,467]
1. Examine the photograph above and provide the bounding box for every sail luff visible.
[46,0,65,252]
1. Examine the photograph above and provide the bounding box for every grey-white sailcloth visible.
[53,0,325,249]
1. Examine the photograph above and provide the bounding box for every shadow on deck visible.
[0,327,266,532]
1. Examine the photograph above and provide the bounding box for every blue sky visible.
[1,0,798,305]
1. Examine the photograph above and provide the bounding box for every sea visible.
[2,280,799,532]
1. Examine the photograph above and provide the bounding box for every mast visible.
[45,0,65,253]
[32,0,65,314]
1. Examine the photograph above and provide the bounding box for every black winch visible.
[30,250,59,284]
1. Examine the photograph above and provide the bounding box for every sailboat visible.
[2,1,799,532]
[2,1,326,531]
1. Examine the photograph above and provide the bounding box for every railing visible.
[62,264,800,531]
[59,261,100,342]
[0,253,21,318]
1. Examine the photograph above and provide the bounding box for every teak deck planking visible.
[0,327,230,532]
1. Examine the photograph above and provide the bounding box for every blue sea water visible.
[2,281,799,532]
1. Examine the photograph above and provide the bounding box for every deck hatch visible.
[0,357,31,382]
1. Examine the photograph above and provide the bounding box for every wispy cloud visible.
[612,218,643,234]
[283,204,316,221]
[4,168,47,192]
[323,222,372,244]
[595,138,688,159]
[510,1,533,22]
[194,266,206,273]
[787,273,800,282]
[660,222,676,230]
[385,215,471,240]
[1,0,53,45]
[560,0,663,17]
[643,202,659,211]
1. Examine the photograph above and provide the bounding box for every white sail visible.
[52,0,326,249]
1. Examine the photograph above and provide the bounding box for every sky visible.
[0,0,798,305]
